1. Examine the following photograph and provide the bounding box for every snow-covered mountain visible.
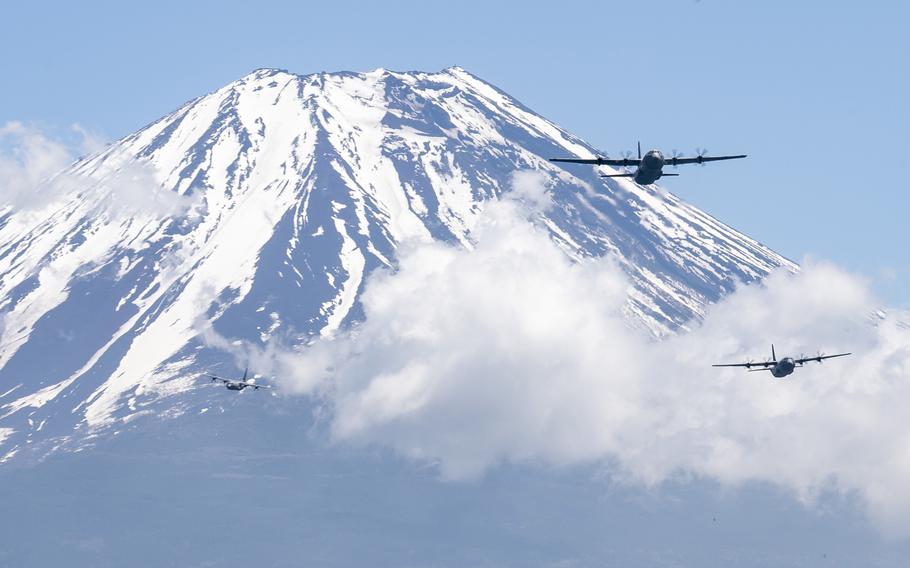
[0,66,793,463]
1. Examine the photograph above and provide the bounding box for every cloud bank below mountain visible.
[239,173,910,535]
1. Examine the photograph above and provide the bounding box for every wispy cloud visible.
[0,121,87,207]
[223,171,910,534]
[0,121,197,218]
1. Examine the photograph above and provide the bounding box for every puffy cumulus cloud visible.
[0,121,196,219]
[507,169,554,212]
[229,172,910,534]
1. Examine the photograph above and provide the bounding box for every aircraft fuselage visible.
[770,357,797,378]
[632,150,665,185]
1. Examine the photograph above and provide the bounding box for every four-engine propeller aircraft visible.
[551,142,746,185]
[208,368,272,391]
[713,345,851,378]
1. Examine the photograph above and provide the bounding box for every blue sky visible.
[1,0,907,303]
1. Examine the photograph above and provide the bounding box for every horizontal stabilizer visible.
[660,173,679,177]
[600,173,636,178]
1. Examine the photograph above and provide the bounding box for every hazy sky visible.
[1,0,907,303]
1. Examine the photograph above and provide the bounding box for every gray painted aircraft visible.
[551,142,746,185]
[208,368,272,391]
[713,345,851,378]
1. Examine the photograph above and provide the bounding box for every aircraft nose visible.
[643,153,662,168]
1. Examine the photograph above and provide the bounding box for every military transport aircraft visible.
[713,345,851,378]
[208,368,272,391]
[551,143,746,185]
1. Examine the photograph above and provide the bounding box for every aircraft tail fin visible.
[637,141,641,160]
[771,344,776,362]
[242,367,248,381]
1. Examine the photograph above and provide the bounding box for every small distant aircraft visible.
[208,368,272,391]
[713,345,851,378]
[550,142,746,185]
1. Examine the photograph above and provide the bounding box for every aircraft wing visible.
[665,154,747,166]
[208,375,232,383]
[550,157,640,167]
[712,361,775,369]
[794,353,852,365]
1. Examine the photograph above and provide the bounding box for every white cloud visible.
[88,160,199,220]
[215,172,910,535]
[507,169,553,213]
[0,121,82,207]
[0,121,196,218]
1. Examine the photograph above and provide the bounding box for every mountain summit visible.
[0,67,793,462]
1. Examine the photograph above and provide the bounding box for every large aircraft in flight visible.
[551,143,746,185]
[713,345,851,378]
[208,368,272,391]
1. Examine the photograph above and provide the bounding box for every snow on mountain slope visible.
[0,66,794,463]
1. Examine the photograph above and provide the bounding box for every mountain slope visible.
[0,66,794,463]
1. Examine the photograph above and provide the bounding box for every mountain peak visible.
[442,64,475,77]
[0,66,793,463]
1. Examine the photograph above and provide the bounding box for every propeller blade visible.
[669,149,683,168]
